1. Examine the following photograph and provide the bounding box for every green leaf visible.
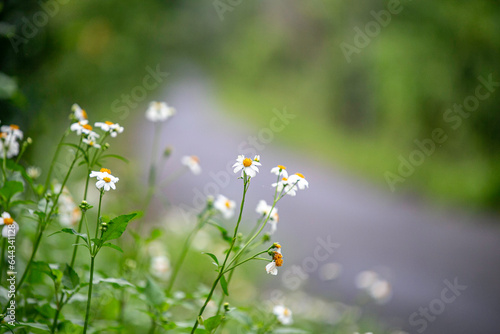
[0,72,17,99]
[207,222,232,243]
[31,261,56,280]
[101,212,138,242]
[17,322,51,331]
[6,159,35,190]
[144,276,166,307]
[0,180,24,202]
[102,243,124,253]
[220,275,229,296]
[99,154,130,164]
[62,264,80,290]
[203,315,223,331]
[61,143,88,158]
[97,277,134,288]
[50,228,88,242]
[202,252,219,267]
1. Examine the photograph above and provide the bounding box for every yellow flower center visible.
[10,124,19,130]
[103,177,111,183]
[277,165,286,170]
[4,217,14,225]
[105,121,114,125]
[295,173,305,178]
[282,177,288,182]
[191,155,200,163]
[82,110,88,119]
[275,244,281,249]
[225,200,231,208]
[82,124,93,131]
[100,168,111,174]
[243,158,252,167]
[0,133,6,138]
[283,308,290,316]
[274,253,283,267]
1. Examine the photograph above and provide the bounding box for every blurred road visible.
[138,73,500,334]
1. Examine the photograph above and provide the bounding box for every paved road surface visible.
[137,73,500,334]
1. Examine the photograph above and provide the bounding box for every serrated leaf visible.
[202,252,219,267]
[203,315,223,331]
[62,264,79,290]
[101,212,138,242]
[220,275,229,296]
[102,243,123,253]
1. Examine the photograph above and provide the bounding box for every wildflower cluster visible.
[0,100,315,334]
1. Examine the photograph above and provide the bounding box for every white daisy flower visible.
[150,255,171,280]
[272,177,297,197]
[270,165,288,178]
[266,244,283,275]
[256,200,279,234]
[1,124,23,141]
[288,173,309,190]
[181,155,201,175]
[232,155,261,178]
[0,133,20,159]
[70,120,94,136]
[71,104,88,121]
[26,166,41,179]
[0,212,19,238]
[214,194,236,219]
[273,305,293,325]
[82,138,101,149]
[94,121,124,138]
[90,168,119,191]
[145,101,176,122]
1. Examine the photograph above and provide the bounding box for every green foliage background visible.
[1,0,500,208]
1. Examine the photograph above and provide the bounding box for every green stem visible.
[144,123,161,211]
[69,171,91,267]
[190,176,250,333]
[43,131,68,193]
[83,256,95,334]
[0,238,6,285]
[94,191,104,243]
[166,211,209,295]
[51,293,63,333]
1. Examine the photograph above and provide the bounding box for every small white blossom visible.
[94,121,124,137]
[150,255,171,280]
[181,155,201,175]
[70,120,94,136]
[256,200,279,234]
[273,305,293,325]
[145,101,176,122]
[58,187,81,227]
[288,173,309,190]
[71,104,88,121]
[1,124,23,141]
[90,168,119,191]
[232,155,261,178]
[26,166,41,179]
[272,177,297,197]
[214,194,236,219]
[0,134,20,159]
[270,165,288,179]
[82,138,101,149]
[0,212,19,238]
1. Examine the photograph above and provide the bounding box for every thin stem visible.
[43,131,68,193]
[166,211,209,295]
[190,176,250,333]
[83,256,95,334]
[0,238,6,285]
[94,191,104,243]
[144,123,161,211]
[51,293,63,333]
[69,171,91,267]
